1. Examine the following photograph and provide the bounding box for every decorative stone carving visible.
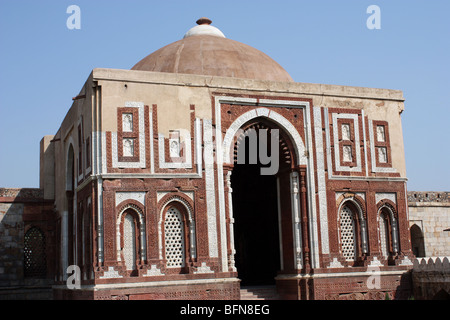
[100,266,123,279]
[376,125,385,142]
[375,192,396,205]
[164,207,185,268]
[368,120,397,173]
[143,265,164,277]
[331,113,361,172]
[343,145,353,162]
[399,256,413,266]
[342,123,351,140]
[123,213,137,270]
[340,205,356,261]
[123,138,134,157]
[194,262,214,274]
[368,256,383,267]
[313,106,330,255]
[122,113,133,132]
[328,257,344,268]
[111,101,146,169]
[169,139,180,158]
[378,147,388,163]
[115,192,146,207]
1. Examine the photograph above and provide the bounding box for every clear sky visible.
[0,0,449,191]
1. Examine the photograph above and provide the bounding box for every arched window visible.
[340,205,357,261]
[338,199,368,265]
[123,213,137,271]
[24,227,47,278]
[164,207,186,268]
[378,205,399,263]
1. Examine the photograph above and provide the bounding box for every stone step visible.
[240,285,281,300]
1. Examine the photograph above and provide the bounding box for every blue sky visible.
[0,0,449,191]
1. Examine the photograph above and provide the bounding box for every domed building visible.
[1,18,416,300]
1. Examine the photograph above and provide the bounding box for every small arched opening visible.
[410,224,425,257]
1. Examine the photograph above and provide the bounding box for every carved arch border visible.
[336,193,369,263]
[376,199,398,220]
[232,118,298,169]
[222,107,307,166]
[336,193,367,221]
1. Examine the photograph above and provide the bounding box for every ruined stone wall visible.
[0,188,55,300]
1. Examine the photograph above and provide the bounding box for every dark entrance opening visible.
[231,122,283,286]
[232,163,279,285]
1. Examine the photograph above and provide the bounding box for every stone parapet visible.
[413,257,450,272]
[408,191,449,206]
[412,257,450,300]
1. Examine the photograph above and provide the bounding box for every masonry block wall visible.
[408,192,450,257]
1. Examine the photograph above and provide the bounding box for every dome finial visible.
[196,17,212,25]
[183,17,226,39]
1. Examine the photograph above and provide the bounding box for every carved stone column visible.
[224,165,237,272]
[298,166,311,273]
[290,171,303,270]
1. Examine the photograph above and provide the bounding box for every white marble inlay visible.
[158,128,192,169]
[332,113,361,172]
[328,257,344,268]
[100,266,123,279]
[368,256,383,267]
[368,121,397,173]
[203,119,218,258]
[313,107,329,254]
[376,125,385,142]
[112,102,146,169]
[116,192,146,206]
[194,262,214,274]
[143,265,164,277]
[375,192,397,204]
[123,138,134,157]
[122,113,133,132]
[342,145,353,162]
[169,138,180,158]
[378,147,388,163]
[222,108,307,166]
[342,123,351,140]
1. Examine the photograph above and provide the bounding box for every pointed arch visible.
[222,108,307,166]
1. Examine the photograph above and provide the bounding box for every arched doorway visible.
[231,119,295,286]
[410,224,425,257]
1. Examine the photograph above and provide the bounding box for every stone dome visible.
[131,18,293,82]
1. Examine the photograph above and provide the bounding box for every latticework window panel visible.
[379,213,390,258]
[24,227,46,277]
[164,207,185,268]
[123,214,137,270]
[340,205,356,261]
